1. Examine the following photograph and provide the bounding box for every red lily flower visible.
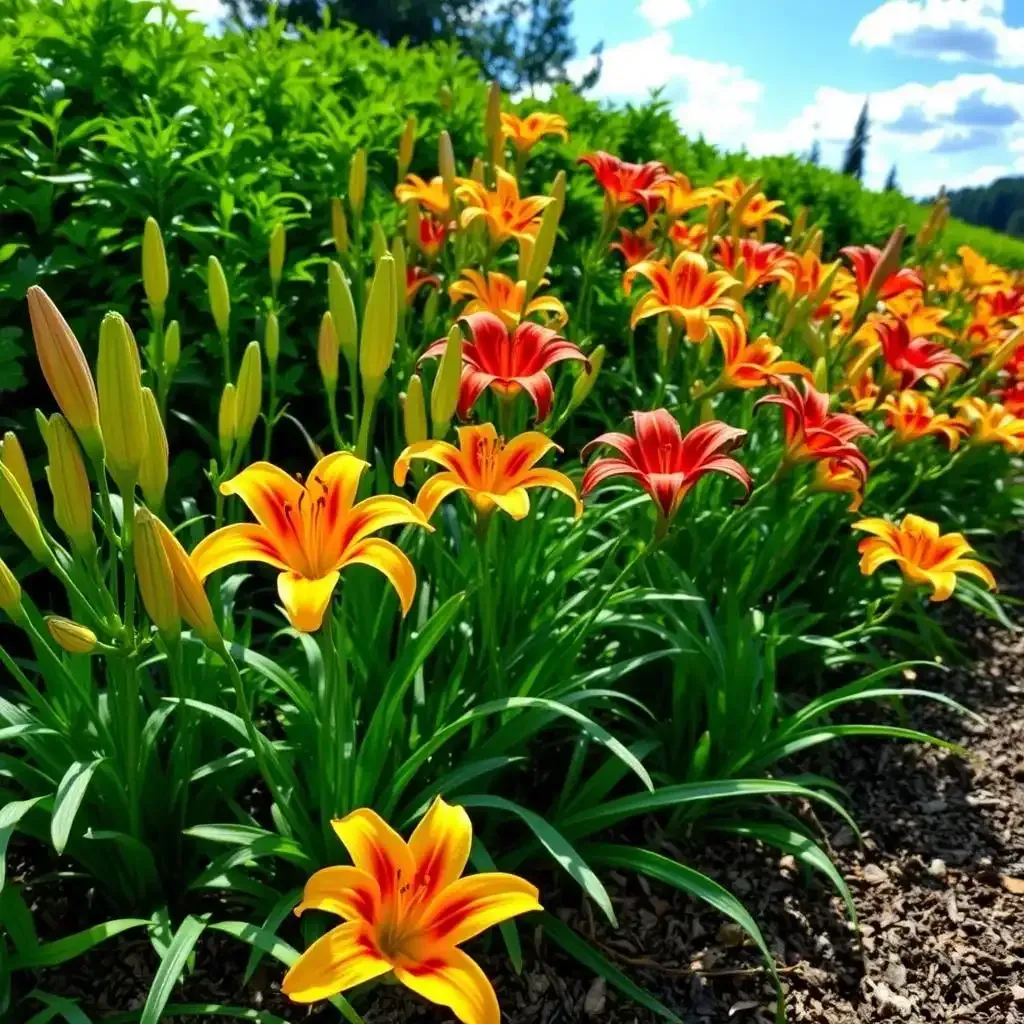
[868,315,967,389]
[581,409,751,525]
[420,312,587,422]
[610,227,656,267]
[997,379,1024,416]
[980,288,1024,320]
[577,151,671,210]
[416,216,448,260]
[840,244,925,301]
[713,237,799,294]
[405,266,440,306]
[756,377,873,478]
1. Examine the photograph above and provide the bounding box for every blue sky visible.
[557,0,1024,196]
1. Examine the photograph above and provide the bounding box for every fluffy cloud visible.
[567,31,762,147]
[637,0,692,28]
[851,0,1024,67]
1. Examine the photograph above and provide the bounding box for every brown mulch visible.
[12,558,1024,1022]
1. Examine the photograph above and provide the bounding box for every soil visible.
[10,553,1024,1023]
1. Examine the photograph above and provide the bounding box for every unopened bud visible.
[431,324,463,435]
[318,312,339,390]
[439,132,456,198]
[264,312,280,368]
[370,221,389,263]
[813,355,829,393]
[1,433,37,516]
[0,556,22,622]
[349,148,367,217]
[208,256,231,336]
[164,319,181,375]
[134,507,180,640]
[550,169,567,219]
[143,217,169,314]
[438,84,453,112]
[328,262,358,364]
[403,374,428,446]
[360,254,398,395]
[234,341,263,447]
[46,616,97,655]
[98,312,146,490]
[139,388,169,509]
[568,345,603,413]
[0,461,52,567]
[470,156,485,185]
[269,223,286,288]
[865,224,907,300]
[43,413,94,554]
[528,199,561,289]
[218,383,237,463]
[148,511,219,646]
[485,81,502,141]
[331,197,350,254]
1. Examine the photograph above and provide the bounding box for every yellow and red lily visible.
[499,111,568,153]
[954,397,1024,453]
[714,176,789,230]
[414,215,449,261]
[395,423,581,521]
[811,458,865,512]
[862,315,967,390]
[447,270,567,329]
[405,266,440,306]
[396,175,451,216]
[710,316,810,390]
[713,237,799,294]
[668,219,708,253]
[881,391,968,449]
[650,172,722,218]
[282,797,541,1024]
[456,168,552,245]
[853,514,995,601]
[841,244,925,302]
[190,454,430,632]
[610,226,656,267]
[576,151,670,212]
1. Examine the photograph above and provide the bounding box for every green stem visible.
[92,458,120,606]
[356,387,378,460]
[263,363,278,460]
[120,482,137,643]
[326,385,344,452]
[475,513,500,699]
[221,329,232,384]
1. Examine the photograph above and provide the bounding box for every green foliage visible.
[945,174,1024,237]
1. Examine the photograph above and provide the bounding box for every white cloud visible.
[912,163,1011,196]
[852,0,1024,67]
[567,31,762,148]
[637,0,692,29]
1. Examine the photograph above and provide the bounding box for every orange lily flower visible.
[396,175,451,216]
[958,245,1011,295]
[781,252,853,322]
[581,410,750,528]
[610,226,656,267]
[713,237,799,294]
[713,176,789,229]
[415,216,449,261]
[841,244,925,302]
[456,168,552,245]
[447,270,567,329]
[668,219,708,253]
[864,315,967,390]
[649,172,722,217]
[395,423,581,521]
[811,458,865,512]
[576,151,670,211]
[756,377,873,478]
[842,365,881,413]
[420,312,586,422]
[881,391,968,449]
[978,288,1024,320]
[282,797,541,1022]
[406,267,440,306]
[190,454,430,632]
[853,514,995,601]
[954,397,1024,453]
[499,111,568,153]
[997,379,1024,416]
[884,293,955,339]
[624,251,744,339]
[710,316,810,390]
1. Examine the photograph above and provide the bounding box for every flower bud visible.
[0,556,23,622]
[656,314,671,363]
[370,221,389,263]
[727,177,763,236]
[43,413,94,554]
[865,224,907,301]
[517,236,535,283]
[164,319,181,375]
[403,374,427,446]
[142,217,169,313]
[269,223,286,289]
[438,84,453,111]
[234,341,262,448]
[0,462,52,567]
[439,131,455,198]
[1,433,37,516]
[98,312,146,490]
[318,312,339,390]
[431,323,462,436]
[328,262,358,365]
[485,81,502,141]
[987,327,1024,375]
[46,616,97,655]
[208,256,231,336]
[264,312,280,368]
[26,286,103,460]
[528,199,561,290]
[146,510,219,646]
[139,388,169,509]
[423,286,440,326]
[349,148,367,217]
[813,355,829,393]
[470,156,485,185]
[360,254,397,395]
[398,116,416,180]
[568,345,603,413]
[331,197,350,254]
[550,169,567,219]
[218,383,237,463]
[405,200,422,250]
[134,507,180,641]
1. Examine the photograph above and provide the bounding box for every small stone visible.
[873,981,913,1017]
[928,858,947,879]
[717,922,747,947]
[1011,984,1024,1002]
[884,962,907,990]
[862,863,888,885]
[779,855,797,872]
[584,977,606,1015]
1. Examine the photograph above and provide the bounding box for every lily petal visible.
[393,943,500,1024]
[190,523,290,580]
[294,865,382,925]
[342,537,418,616]
[277,570,340,633]
[517,468,582,518]
[408,797,473,909]
[419,871,542,947]
[332,808,416,914]
[281,921,390,1004]
[411,472,471,521]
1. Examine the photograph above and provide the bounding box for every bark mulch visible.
[13,556,1024,1022]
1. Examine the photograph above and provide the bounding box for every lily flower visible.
[420,312,586,422]
[957,244,1011,295]
[781,252,853,322]
[624,251,744,339]
[954,397,1024,453]
[881,391,968,449]
[713,237,799,294]
[884,293,955,339]
[282,797,541,1023]
[840,244,925,301]
[610,226,656,267]
[811,458,865,512]
[842,365,881,413]
[500,111,568,153]
[756,377,873,478]
[865,315,967,389]
[448,270,567,329]
[853,514,995,601]
[997,379,1024,416]
[581,409,751,528]
[576,151,670,211]
[405,267,440,306]
[190,453,430,632]
[713,176,789,229]
[649,172,722,217]
[395,423,581,521]
[396,175,451,216]
[415,216,449,260]
[668,220,708,252]
[456,168,552,245]
[710,316,811,390]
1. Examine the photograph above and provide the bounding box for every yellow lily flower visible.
[395,174,451,216]
[282,797,541,1023]
[190,454,430,632]
[954,397,1024,453]
[448,270,567,329]
[499,111,568,153]
[456,168,553,245]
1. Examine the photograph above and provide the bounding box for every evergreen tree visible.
[841,100,869,181]
[884,164,898,191]
[808,138,821,166]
